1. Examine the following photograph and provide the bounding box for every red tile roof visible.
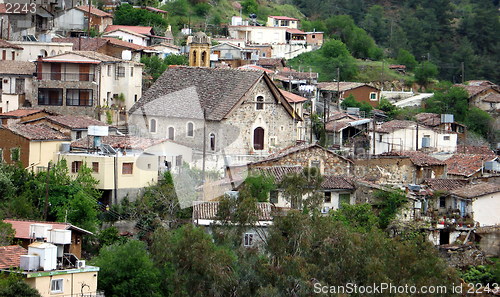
[374,120,415,133]
[76,5,112,17]
[257,58,285,67]
[6,124,70,141]
[450,182,500,199]
[0,245,27,269]
[193,202,273,221]
[252,143,353,165]
[279,89,308,103]
[445,154,498,177]
[103,37,149,50]
[327,112,359,122]
[381,151,445,166]
[482,92,500,103]
[424,178,469,192]
[145,6,167,14]
[237,64,274,74]
[322,176,355,190]
[44,115,107,129]
[252,166,303,183]
[104,25,153,35]
[0,39,23,50]
[414,113,442,127]
[455,84,497,98]
[0,109,43,118]
[52,37,109,51]
[269,16,299,21]
[0,60,36,75]
[286,28,306,34]
[3,219,92,239]
[318,82,378,92]
[456,145,496,155]
[325,120,351,132]
[71,135,168,150]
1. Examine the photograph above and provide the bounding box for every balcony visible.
[38,72,95,82]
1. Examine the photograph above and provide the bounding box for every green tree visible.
[414,61,438,86]
[93,240,161,297]
[240,174,275,203]
[241,0,258,15]
[0,273,41,297]
[114,3,166,28]
[374,189,407,230]
[150,225,237,297]
[279,167,323,210]
[0,221,14,245]
[331,203,379,233]
[193,2,210,16]
[397,49,418,71]
[340,94,373,115]
[361,5,389,46]
[378,98,401,119]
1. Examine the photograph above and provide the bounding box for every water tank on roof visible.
[346,107,360,116]
[49,229,71,245]
[20,255,39,271]
[441,114,454,123]
[121,50,132,61]
[231,16,242,26]
[28,242,57,271]
[29,223,52,240]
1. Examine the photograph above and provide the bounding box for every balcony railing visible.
[38,72,95,82]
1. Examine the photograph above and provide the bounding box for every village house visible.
[210,42,260,68]
[456,80,500,112]
[450,182,500,227]
[0,39,23,61]
[0,60,36,112]
[193,201,273,249]
[3,219,93,259]
[0,109,50,126]
[33,51,143,121]
[54,5,113,36]
[150,42,181,58]
[414,113,466,141]
[275,68,319,93]
[355,151,446,185]
[10,41,74,61]
[371,120,458,154]
[444,153,500,179]
[53,37,150,62]
[128,66,300,171]
[324,111,370,151]
[318,82,381,109]
[248,143,353,176]
[279,89,309,141]
[66,134,193,203]
[103,25,161,46]
[0,123,70,169]
[0,4,36,41]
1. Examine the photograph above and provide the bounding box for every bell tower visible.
[189,32,211,67]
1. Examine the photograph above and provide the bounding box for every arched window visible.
[209,133,215,151]
[187,122,194,137]
[253,127,264,150]
[150,119,156,133]
[201,51,207,65]
[50,50,56,56]
[256,95,264,110]
[168,127,175,140]
[192,50,197,65]
[40,49,47,57]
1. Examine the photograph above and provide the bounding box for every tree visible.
[92,240,161,297]
[0,221,14,245]
[113,4,166,28]
[340,94,373,115]
[397,49,418,71]
[279,167,323,210]
[0,273,41,297]
[374,189,407,230]
[331,203,379,233]
[241,0,258,15]
[141,55,188,82]
[150,226,237,297]
[239,174,275,203]
[414,61,438,86]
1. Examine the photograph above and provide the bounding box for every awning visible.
[349,119,371,127]
[36,9,53,18]
[286,29,306,34]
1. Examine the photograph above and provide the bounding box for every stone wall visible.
[252,146,353,176]
[477,228,500,257]
[355,157,416,185]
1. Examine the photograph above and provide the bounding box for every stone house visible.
[11,41,74,60]
[444,153,499,179]
[450,182,500,227]
[33,51,142,120]
[0,123,70,169]
[279,89,309,142]
[128,66,300,171]
[103,25,155,46]
[354,151,446,185]
[249,143,353,176]
[0,61,36,112]
[0,5,36,41]
[455,80,500,112]
[414,113,466,141]
[318,82,381,108]
[324,111,370,150]
[211,42,259,68]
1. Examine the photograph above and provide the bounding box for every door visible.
[79,64,90,81]
[51,64,61,80]
[15,78,25,94]
[253,127,264,150]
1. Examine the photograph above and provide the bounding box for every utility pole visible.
[43,162,51,220]
[372,114,376,156]
[461,62,465,83]
[415,123,419,151]
[336,67,340,110]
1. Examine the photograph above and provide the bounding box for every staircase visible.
[117,124,129,135]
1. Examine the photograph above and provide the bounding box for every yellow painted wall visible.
[29,141,67,169]
[25,271,98,297]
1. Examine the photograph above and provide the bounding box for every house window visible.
[150,119,157,133]
[209,133,215,151]
[244,233,254,247]
[107,65,112,76]
[76,131,82,139]
[369,92,378,101]
[256,95,264,110]
[439,197,446,208]
[38,88,63,105]
[187,122,194,137]
[122,162,133,174]
[71,161,83,173]
[128,39,133,43]
[270,190,278,204]
[10,147,20,162]
[339,193,350,208]
[2,50,5,60]
[168,127,175,140]
[92,162,99,173]
[324,192,331,203]
[269,137,276,147]
[312,34,316,39]
[116,66,125,78]
[134,95,138,102]
[379,134,383,142]
[11,51,15,60]
[51,279,63,293]
[0,148,3,162]
[130,67,134,77]
[66,89,93,106]
[443,135,450,141]
[253,127,264,150]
